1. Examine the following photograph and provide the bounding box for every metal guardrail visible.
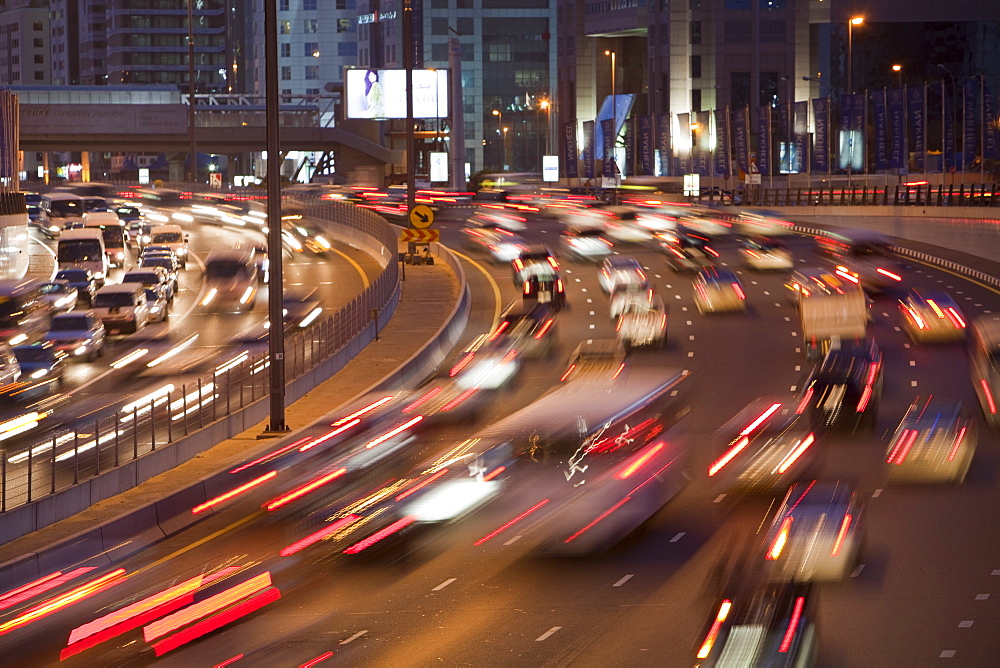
[0,199,399,512]
[699,183,1000,208]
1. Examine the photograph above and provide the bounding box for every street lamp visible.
[605,49,617,202]
[539,99,551,156]
[502,126,510,169]
[802,75,834,98]
[492,109,503,169]
[892,64,902,88]
[847,16,864,95]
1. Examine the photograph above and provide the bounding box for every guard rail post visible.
[94,418,101,474]
[1,451,6,512]
[114,410,120,467]
[26,442,32,503]
[133,406,139,459]
[167,390,173,443]
[73,431,80,484]
[182,384,188,436]
[50,433,56,493]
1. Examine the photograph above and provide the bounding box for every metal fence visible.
[0,199,399,512]
[701,183,1000,208]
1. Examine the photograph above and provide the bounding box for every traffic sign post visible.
[409,204,434,228]
[400,228,440,243]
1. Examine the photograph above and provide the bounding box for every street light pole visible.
[492,109,503,169]
[605,49,617,203]
[892,64,902,88]
[186,0,198,184]
[847,16,863,95]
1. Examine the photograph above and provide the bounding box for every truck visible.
[790,267,868,359]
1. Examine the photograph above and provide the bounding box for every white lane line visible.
[940,650,956,658]
[589,324,595,329]
[681,306,688,312]
[581,288,588,292]
[686,320,693,325]
[536,627,562,642]
[587,298,593,303]
[682,369,690,376]
[975,594,990,600]
[713,494,727,503]
[783,316,791,321]
[613,574,634,587]
[882,312,891,317]
[911,380,919,386]
[794,365,801,371]
[958,621,974,628]
[504,535,522,546]
[992,569,1000,575]
[575,278,582,282]
[432,578,457,591]
[894,326,901,331]
[774,302,781,307]
[795,347,801,353]
[687,351,694,357]
[791,331,798,337]
[669,532,686,543]
[850,564,866,578]
[789,385,797,392]
[340,630,368,645]
[589,311,595,316]
[689,335,695,341]
[654,274,662,278]
[903,343,911,349]
[763,290,770,296]
[872,488,883,498]
[910,360,916,366]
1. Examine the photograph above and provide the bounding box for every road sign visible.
[749,159,759,174]
[409,204,434,228]
[209,172,222,188]
[746,174,762,185]
[400,228,439,243]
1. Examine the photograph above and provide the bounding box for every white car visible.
[693,268,747,314]
[44,311,106,361]
[885,398,976,484]
[462,225,527,264]
[740,236,794,271]
[560,226,613,261]
[616,296,667,349]
[39,280,79,313]
[598,256,649,294]
[899,289,967,343]
[144,287,170,323]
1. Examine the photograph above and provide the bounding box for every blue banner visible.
[942,81,955,171]
[696,110,711,176]
[793,101,807,174]
[838,94,852,169]
[888,88,906,170]
[873,90,889,171]
[777,103,790,173]
[851,93,866,171]
[907,85,925,170]
[812,98,829,173]
[757,106,771,176]
[582,120,595,179]
[714,108,730,176]
[986,84,999,160]
[624,118,634,177]
[562,120,579,179]
[601,118,616,177]
[964,78,979,169]
[637,115,653,176]
[733,107,749,174]
[656,113,671,176]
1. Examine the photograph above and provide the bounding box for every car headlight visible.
[151,304,163,313]
[94,272,105,280]
[177,247,188,256]
[73,344,89,356]
[30,369,48,379]
[115,252,125,260]
[48,225,60,232]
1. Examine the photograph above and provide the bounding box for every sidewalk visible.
[26,236,57,281]
[0,261,460,563]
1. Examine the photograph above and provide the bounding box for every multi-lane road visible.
[3,208,1000,666]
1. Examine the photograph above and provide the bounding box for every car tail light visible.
[767,516,793,560]
[776,434,815,474]
[945,307,966,328]
[708,437,749,477]
[696,600,732,659]
[981,379,997,414]
[876,267,902,281]
[947,426,967,462]
[778,596,806,653]
[887,429,918,464]
[830,513,853,556]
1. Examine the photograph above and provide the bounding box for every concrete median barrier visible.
[101,503,166,563]
[155,483,209,537]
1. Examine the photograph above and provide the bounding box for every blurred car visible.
[616,294,667,349]
[598,206,653,244]
[610,285,657,321]
[694,581,816,667]
[679,209,735,238]
[885,397,976,484]
[512,244,560,285]
[899,289,968,343]
[13,342,66,386]
[114,204,142,225]
[461,225,527,264]
[656,228,717,273]
[560,225,614,262]
[144,287,170,323]
[54,268,97,305]
[815,229,903,294]
[138,255,179,292]
[522,272,567,309]
[0,343,19,385]
[39,280,79,313]
[598,255,649,294]
[707,399,818,494]
[486,303,557,359]
[466,207,528,232]
[121,267,175,302]
[283,288,323,329]
[970,316,1000,427]
[797,338,882,432]
[740,236,794,271]
[693,267,747,314]
[760,480,863,582]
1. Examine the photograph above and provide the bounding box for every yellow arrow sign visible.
[409,204,435,228]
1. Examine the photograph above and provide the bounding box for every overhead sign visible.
[408,204,435,228]
[542,155,559,182]
[345,68,448,120]
[19,104,188,134]
[429,152,448,183]
[400,228,439,243]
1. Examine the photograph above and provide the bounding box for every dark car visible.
[797,338,882,432]
[512,244,560,286]
[13,342,66,387]
[54,267,97,305]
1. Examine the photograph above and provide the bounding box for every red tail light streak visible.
[981,379,997,414]
[474,499,550,545]
[776,434,815,474]
[830,513,853,556]
[876,267,902,281]
[487,321,510,342]
[482,465,506,481]
[560,364,576,381]
[0,568,127,636]
[144,572,273,642]
[947,427,968,462]
[395,468,449,502]
[230,436,310,474]
[887,429,919,465]
[343,516,417,554]
[191,471,277,514]
[280,515,361,557]
[265,467,348,511]
[767,517,793,560]
[778,596,806,653]
[299,651,335,667]
[441,389,477,412]
[708,437,750,477]
[563,496,631,543]
[298,419,362,452]
[534,318,554,339]
[332,396,395,426]
[152,586,282,657]
[696,599,732,659]
[0,567,95,613]
[616,442,665,479]
[402,387,442,413]
[740,403,782,437]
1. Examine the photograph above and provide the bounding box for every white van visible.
[201,249,258,311]
[148,224,189,267]
[58,228,109,286]
[92,283,149,334]
[41,192,85,237]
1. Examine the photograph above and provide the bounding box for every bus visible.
[40,192,85,238]
[83,212,128,268]
[57,228,108,285]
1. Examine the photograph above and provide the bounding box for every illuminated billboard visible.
[345,69,448,120]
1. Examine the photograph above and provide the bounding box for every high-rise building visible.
[0,0,50,86]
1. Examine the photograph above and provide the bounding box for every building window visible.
[281,66,291,80]
[281,88,292,103]
[33,38,42,47]
[32,21,43,31]
[336,0,346,8]
[305,42,319,56]
[690,21,701,45]
[279,20,291,34]
[338,42,357,57]
[457,17,473,35]
[34,71,43,80]
[431,43,448,61]
[305,88,319,95]
[487,43,511,62]
[432,18,448,35]
[279,0,289,9]
[305,65,318,80]
[280,43,290,57]
[303,0,317,9]
[690,55,701,79]
[692,89,702,111]
[34,54,44,64]
[304,19,318,33]
[337,19,349,33]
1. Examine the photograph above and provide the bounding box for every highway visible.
[2,209,1000,666]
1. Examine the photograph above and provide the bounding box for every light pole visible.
[802,75,833,98]
[847,16,864,95]
[892,64,902,88]
[539,99,551,155]
[938,64,958,176]
[604,49,617,202]
[502,126,510,170]
[492,109,503,169]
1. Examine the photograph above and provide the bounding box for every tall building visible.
[0,0,50,86]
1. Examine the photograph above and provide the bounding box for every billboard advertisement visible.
[345,68,448,120]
